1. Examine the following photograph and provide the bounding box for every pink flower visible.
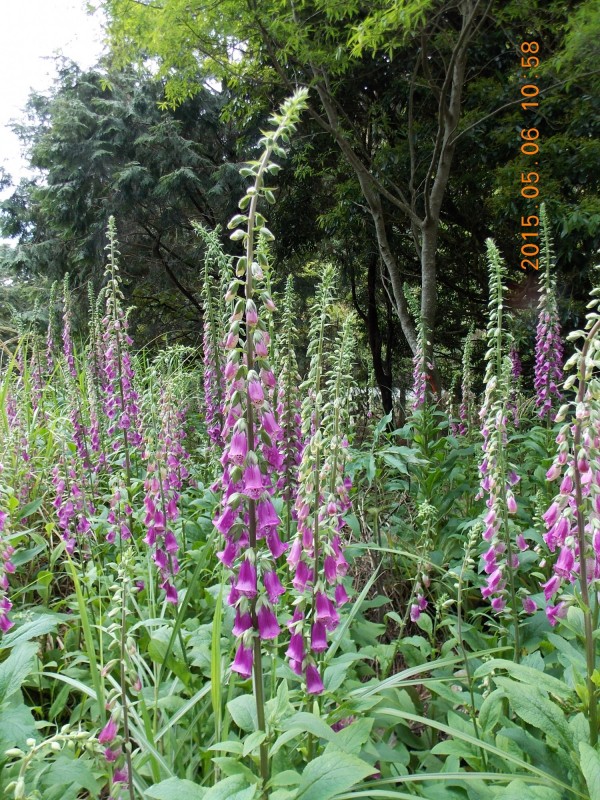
[257,605,280,640]
[311,622,328,652]
[98,717,118,745]
[235,558,257,598]
[232,642,253,677]
[306,664,324,695]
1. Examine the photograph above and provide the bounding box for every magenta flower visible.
[98,717,118,745]
[232,642,254,677]
[306,663,325,695]
[264,571,285,604]
[257,605,280,639]
[236,558,257,598]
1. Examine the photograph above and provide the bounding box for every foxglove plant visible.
[458,326,476,436]
[101,218,143,547]
[540,272,600,744]
[142,376,190,603]
[477,240,526,659]
[0,469,15,633]
[288,269,355,695]
[196,223,230,448]
[215,89,308,786]
[275,276,303,540]
[534,204,563,421]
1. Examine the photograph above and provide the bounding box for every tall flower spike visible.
[458,326,477,436]
[477,240,525,657]
[196,223,230,449]
[0,470,15,632]
[274,276,304,540]
[215,88,309,785]
[534,204,563,421]
[101,218,143,544]
[289,269,355,694]
[540,268,600,743]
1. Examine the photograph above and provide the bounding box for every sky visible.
[1,0,106,190]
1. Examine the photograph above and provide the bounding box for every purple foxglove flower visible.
[546,601,567,627]
[228,431,248,466]
[242,463,263,499]
[98,717,118,745]
[541,574,561,600]
[164,583,178,604]
[257,605,280,639]
[248,379,264,407]
[292,560,311,591]
[522,596,537,614]
[232,642,253,677]
[410,604,421,622]
[335,583,349,606]
[266,529,287,559]
[236,558,257,598]
[306,663,324,695]
[311,621,328,652]
[233,610,253,637]
[287,538,302,567]
[554,546,575,578]
[257,499,280,532]
[264,570,285,603]
[113,767,129,785]
[516,534,528,552]
[286,633,304,662]
[491,596,506,612]
[506,492,517,514]
[218,538,237,568]
[214,506,238,536]
[104,746,122,762]
[324,555,337,584]
[543,502,560,527]
[261,411,282,440]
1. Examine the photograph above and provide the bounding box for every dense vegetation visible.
[0,1,600,799]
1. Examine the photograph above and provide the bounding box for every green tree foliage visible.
[0,60,246,344]
[101,0,600,376]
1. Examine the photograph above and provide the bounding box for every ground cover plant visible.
[0,80,600,800]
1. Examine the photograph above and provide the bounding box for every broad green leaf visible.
[474,659,572,699]
[499,780,562,800]
[0,642,38,703]
[242,730,266,757]
[494,678,572,748]
[296,752,377,800]
[580,742,600,800]
[281,711,336,742]
[325,718,374,755]
[145,777,206,800]
[205,775,256,800]
[0,696,38,749]
[42,755,100,796]
[1,614,63,649]
[227,694,258,732]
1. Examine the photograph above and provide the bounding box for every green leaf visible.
[0,642,38,703]
[0,696,38,749]
[499,780,562,800]
[227,694,258,732]
[145,777,206,800]
[205,775,256,800]
[1,613,62,648]
[18,498,44,519]
[326,718,374,755]
[281,711,336,742]
[42,755,100,796]
[296,752,377,800]
[242,730,266,757]
[493,678,572,748]
[580,742,600,800]
[474,659,573,699]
